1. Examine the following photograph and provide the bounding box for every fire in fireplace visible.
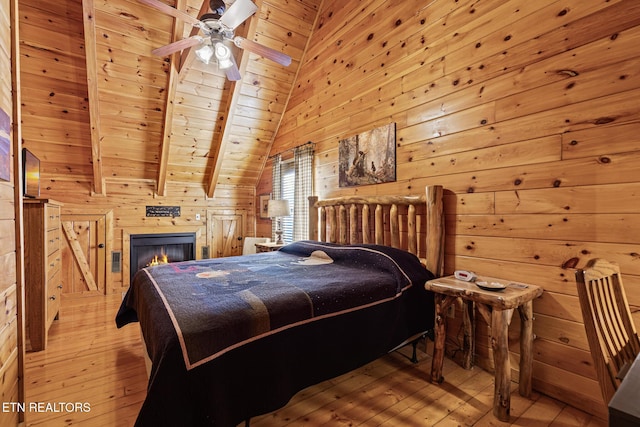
[129,232,196,282]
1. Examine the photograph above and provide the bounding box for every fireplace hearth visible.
[129,232,196,282]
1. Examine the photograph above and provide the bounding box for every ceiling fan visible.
[139,0,292,81]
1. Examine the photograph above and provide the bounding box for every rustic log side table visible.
[425,275,543,421]
[255,242,285,252]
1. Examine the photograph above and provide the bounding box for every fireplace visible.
[129,232,196,282]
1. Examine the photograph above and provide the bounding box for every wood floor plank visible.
[23,294,606,427]
[430,374,502,426]
[549,405,604,427]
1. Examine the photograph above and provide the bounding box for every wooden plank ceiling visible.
[21,0,319,197]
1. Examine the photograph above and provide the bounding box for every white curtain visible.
[293,144,314,241]
[271,154,282,241]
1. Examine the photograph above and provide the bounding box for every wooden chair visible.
[575,258,640,404]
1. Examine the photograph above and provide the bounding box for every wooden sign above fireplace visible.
[145,205,181,217]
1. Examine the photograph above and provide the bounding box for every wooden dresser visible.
[24,199,64,351]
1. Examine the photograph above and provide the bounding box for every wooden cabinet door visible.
[207,210,247,258]
[60,214,107,296]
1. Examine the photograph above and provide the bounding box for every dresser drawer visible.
[46,228,61,255]
[46,293,60,327]
[45,205,61,230]
[46,270,62,326]
[47,268,63,297]
[47,251,61,277]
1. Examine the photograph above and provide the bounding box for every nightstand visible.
[255,242,285,252]
[425,274,543,421]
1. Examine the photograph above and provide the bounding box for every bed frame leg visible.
[411,341,419,363]
[409,330,435,363]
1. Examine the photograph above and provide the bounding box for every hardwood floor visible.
[24,294,147,426]
[24,294,606,427]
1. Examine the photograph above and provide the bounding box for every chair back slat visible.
[576,259,640,404]
[598,278,624,353]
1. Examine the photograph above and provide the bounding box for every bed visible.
[116,185,444,426]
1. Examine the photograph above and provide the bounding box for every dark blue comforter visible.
[116,241,435,426]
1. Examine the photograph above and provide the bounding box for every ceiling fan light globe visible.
[215,43,233,69]
[195,44,215,64]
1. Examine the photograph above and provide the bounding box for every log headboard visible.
[308,185,444,277]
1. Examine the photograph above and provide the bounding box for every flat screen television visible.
[22,148,40,199]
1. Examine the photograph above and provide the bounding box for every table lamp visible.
[268,199,290,245]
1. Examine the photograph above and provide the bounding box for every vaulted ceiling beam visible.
[205,0,264,198]
[82,0,105,195]
[156,0,187,197]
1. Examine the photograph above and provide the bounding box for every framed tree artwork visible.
[338,122,396,187]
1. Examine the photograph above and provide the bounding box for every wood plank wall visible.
[0,0,20,425]
[36,181,256,294]
[16,0,260,294]
[261,0,640,419]
[15,0,317,200]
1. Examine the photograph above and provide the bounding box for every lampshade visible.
[214,42,233,69]
[195,43,214,64]
[267,199,290,218]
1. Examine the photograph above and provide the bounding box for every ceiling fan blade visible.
[234,37,292,67]
[220,0,258,30]
[152,36,203,56]
[224,61,242,81]
[138,0,201,26]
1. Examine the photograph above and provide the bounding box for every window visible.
[271,143,314,244]
[280,161,294,243]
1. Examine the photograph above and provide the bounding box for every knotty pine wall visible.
[1,0,21,425]
[14,0,273,296]
[35,181,256,294]
[259,0,640,419]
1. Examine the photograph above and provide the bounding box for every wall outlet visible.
[447,304,455,319]
[201,246,210,259]
[195,213,201,221]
